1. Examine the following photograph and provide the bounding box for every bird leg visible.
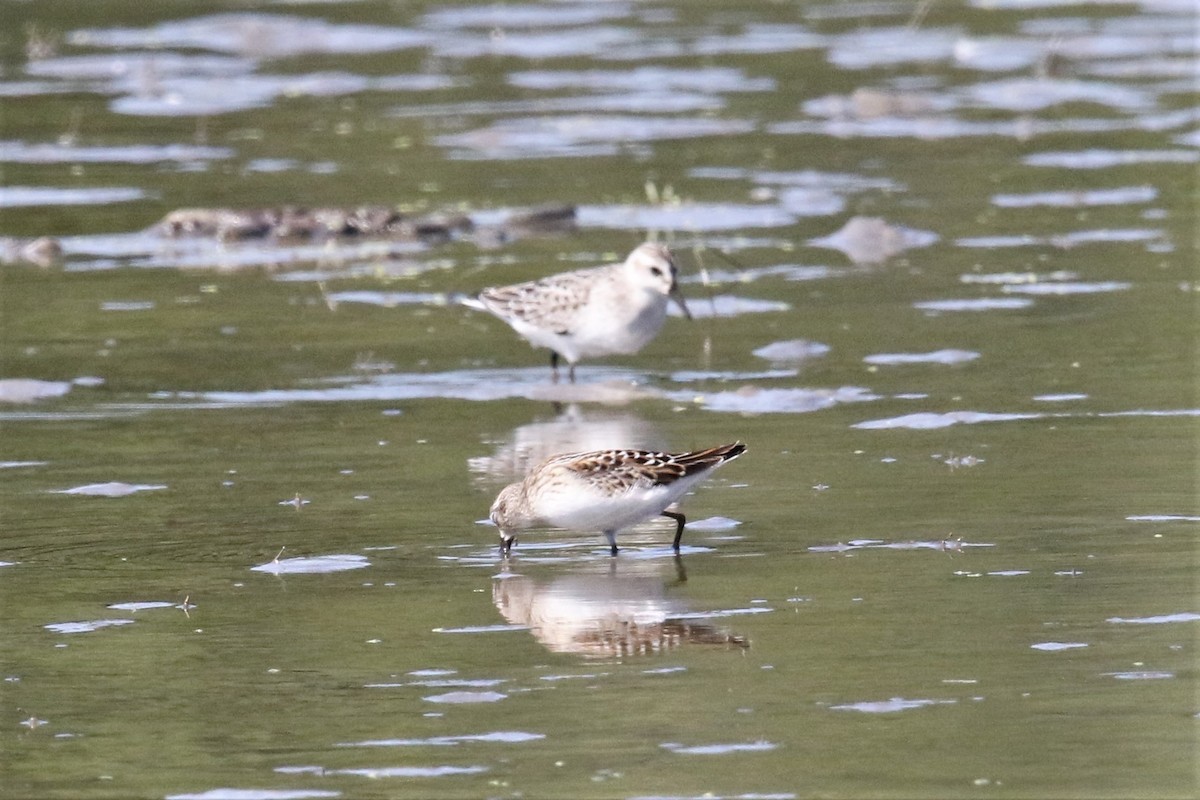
[662,510,687,552]
[604,530,619,556]
[500,535,516,556]
[549,352,576,383]
[672,554,688,585]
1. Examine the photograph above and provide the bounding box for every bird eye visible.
[649,266,663,277]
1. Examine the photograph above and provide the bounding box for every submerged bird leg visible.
[568,363,576,383]
[672,553,688,585]
[604,530,619,556]
[662,510,687,552]
[550,352,560,383]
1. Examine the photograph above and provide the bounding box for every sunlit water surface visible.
[1,1,1196,798]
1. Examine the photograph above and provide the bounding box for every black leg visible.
[550,352,560,383]
[604,530,618,556]
[568,363,576,383]
[662,510,686,552]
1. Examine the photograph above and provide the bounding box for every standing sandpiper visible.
[463,242,691,381]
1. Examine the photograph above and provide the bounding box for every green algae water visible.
[1,1,1196,798]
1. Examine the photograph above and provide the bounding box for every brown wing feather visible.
[556,443,746,490]
[669,442,747,472]
[476,266,604,334]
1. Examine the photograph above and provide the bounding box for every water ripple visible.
[337,731,543,747]
[1106,612,1200,625]
[661,740,778,755]
[251,555,370,575]
[44,619,136,634]
[830,697,956,713]
[167,790,340,800]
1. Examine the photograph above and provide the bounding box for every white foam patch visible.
[425,5,630,29]
[100,300,156,311]
[809,539,993,553]
[914,298,1034,312]
[337,731,543,747]
[661,740,778,755]
[432,624,528,634]
[402,678,506,688]
[251,554,369,574]
[0,186,148,207]
[72,14,435,57]
[961,270,1078,285]
[276,764,486,779]
[436,116,755,161]
[687,386,880,414]
[1031,642,1088,651]
[323,290,448,307]
[752,339,831,362]
[668,295,791,318]
[1034,393,1088,402]
[991,186,1157,208]
[44,619,136,634]
[687,516,743,531]
[0,379,73,403]
[175,367,656,406]
[107,601,175,611]
[853,411,1043,430]
[1001,281,1131,295]
[671,369,798,383]
[422,691,508,704]
[826,26,959,69]
[863,349,979,365]
[1104,671,1174,680]
[1106,612,1200,625]
[166,790,340,800]
[52,482,167,497]
[1126,515,1200,522]
[966,78,1156,113]
[1023,149,1199,169]
[578,201,795,231]
[0,140,234,165]
[830,697,956,713]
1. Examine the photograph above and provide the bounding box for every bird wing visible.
[555,443,746,493]
[475,267,601,335]
[557,449,687,493]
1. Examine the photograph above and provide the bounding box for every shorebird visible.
[489,442,746,556]
[463,242,691,381]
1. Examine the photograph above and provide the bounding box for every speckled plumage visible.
[489,442,745,556]
[464,242,691,380]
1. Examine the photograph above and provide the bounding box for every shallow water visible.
[1,1,1196,799]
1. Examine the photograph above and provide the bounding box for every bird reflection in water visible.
[492,559,748,658]
[468,404,666,486]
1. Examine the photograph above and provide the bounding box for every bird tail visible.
[454,292,487,311]
[679,442,746,470]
